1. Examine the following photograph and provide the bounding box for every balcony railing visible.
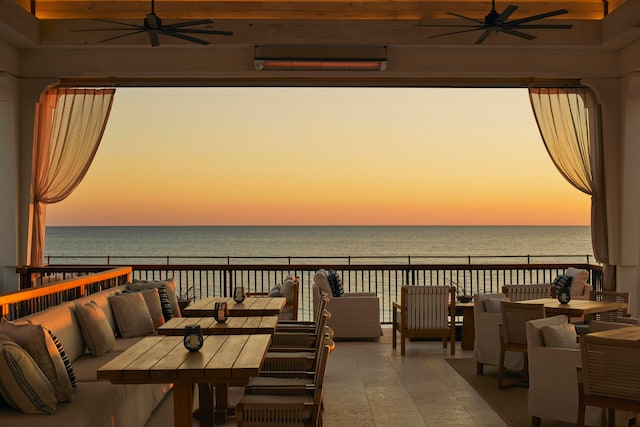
[17,257,602,323]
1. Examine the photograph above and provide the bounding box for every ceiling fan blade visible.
[148,30,160,46]
[499,27,536,40]
[162,19,215,29]
[507,9,568,26]
[160,30,210,45]
[417,23,487,28]
[495,5,518,25]
[474,29,493,44]
[447,12,485,25]
[72,27,145,33]
[171,28,233,36]
[97,30,146,43]
[427,27,485,39]
[510,24,573,29]
[73,19,143,30]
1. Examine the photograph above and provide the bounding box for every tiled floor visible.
[146,328,507,426]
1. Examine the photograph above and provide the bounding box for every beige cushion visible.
[109,292,155,338]
[0,334,57,415]
[281,275,296,303]
[313,270,332,296]
[128,277,182,317]
[484,298,504,313]
[566,267,589,297]
[139,288,165,329]
[541,323,579,349]
[0,318,73,403]
[75,301,115,356]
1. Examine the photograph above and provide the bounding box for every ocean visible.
[44,225,595,264]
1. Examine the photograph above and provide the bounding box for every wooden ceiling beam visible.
[31,0,606,20]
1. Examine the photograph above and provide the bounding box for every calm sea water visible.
[44,225,595,264]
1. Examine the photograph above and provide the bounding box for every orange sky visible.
[46,87,590,226]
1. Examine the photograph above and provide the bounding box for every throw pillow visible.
[157,286,174,321]
[128,277,182,317]
[313,270,332,296]
[566,267,589,297]
[109,292,155,338]
[326,270,345,298]
[280,276,296,303]
[75,301,115,356]
[0,318,73,403]
[267,284,282,297]
[483,298,505,313]
[552,274,572,292]
[0,333,57,415]
[540,324,579,349]
[126,288,165,329]
[47,330,77,391]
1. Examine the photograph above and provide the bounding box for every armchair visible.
[526,315,603,426]
[312,271,382,340]
[473,293,523,375]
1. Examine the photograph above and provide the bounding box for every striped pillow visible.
[47,330,77,391]
[157,286,174,321]
[327,270,345,297]
[0,334,57,415]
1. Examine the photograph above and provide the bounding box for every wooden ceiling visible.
[24,0,615,21]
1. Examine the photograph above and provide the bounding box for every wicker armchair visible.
[577,327,640,427]
[392,285,456,356]
[497,301,545,389]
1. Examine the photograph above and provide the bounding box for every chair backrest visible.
[501,301,545,345]
[502,284,551,302]
[401,286,454,330]
[311,344,332,426]
[580,331,640,401]
[590,291,629,322]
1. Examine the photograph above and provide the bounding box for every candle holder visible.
[233,286,246,303]
[183,325,203,352]
[557,287,571,305]
[213,301,228,323]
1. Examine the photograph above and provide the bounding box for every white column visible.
[585,74,640,317]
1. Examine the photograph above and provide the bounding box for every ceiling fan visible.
[73,0,233,47]
[417,0,573,44]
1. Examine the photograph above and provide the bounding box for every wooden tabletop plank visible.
[204,335,249,378]
[517,298,628,317]
[184,297,286,317]
[97,336,165,381]
[588,325,640,344]
[157,316,277,335]
[233,334,271,377]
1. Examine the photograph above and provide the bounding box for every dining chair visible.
[587,291,629,322]
[502,284,552,302]
[392,285,456,356]
[236,343,331,427]
[497,301,545,389]
[577,330,640,427]
[275,296,329,334]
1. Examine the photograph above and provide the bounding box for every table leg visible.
[214,382,229,425]
[172,383,194,427]
[461,305,475,350]
[198,383,214,427]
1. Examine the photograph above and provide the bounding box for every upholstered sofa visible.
[0,280,178,427]
[312,269,382,340]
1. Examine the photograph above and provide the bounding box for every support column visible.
[0,73,19,293]
[585,74,640,316]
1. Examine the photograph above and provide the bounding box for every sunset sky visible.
[46,87,590,226]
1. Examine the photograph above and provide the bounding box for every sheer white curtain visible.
[30,87,115,267]
[529,87,613,290]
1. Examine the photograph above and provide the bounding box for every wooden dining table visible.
[97,334,271,427]
[516,298,628,318]
[184,296,286,317]
[157,315,278,336]
[587,324,640,342]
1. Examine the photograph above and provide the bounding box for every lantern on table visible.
[233,286,246,303]
[183,325,203,352]
[213,301,228,323]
